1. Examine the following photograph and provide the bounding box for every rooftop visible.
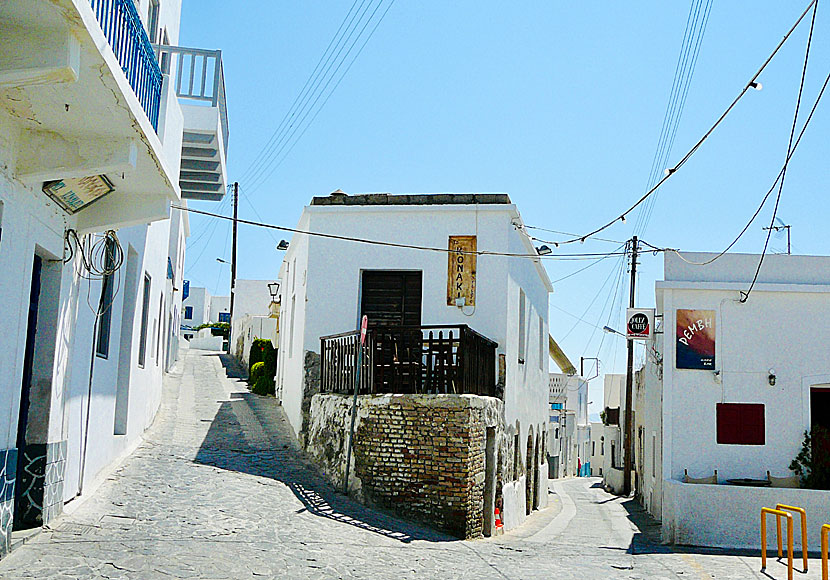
[310,191,512,206]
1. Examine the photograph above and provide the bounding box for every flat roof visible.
[310,192,512,206]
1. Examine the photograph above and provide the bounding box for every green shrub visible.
[248,339,276,396]
[790,426,830,489]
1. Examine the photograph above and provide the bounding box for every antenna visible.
[763,218,791,255]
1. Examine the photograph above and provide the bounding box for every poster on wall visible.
[676,309,715,369]
[447,235,476,307]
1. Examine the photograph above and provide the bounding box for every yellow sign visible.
[447,236,476,307]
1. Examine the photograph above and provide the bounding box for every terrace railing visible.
[90,0,163,130]
[321,325,498,397]
[154,45,229,154]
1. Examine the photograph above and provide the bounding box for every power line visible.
[243,0,397,194]
[553,0,818,246]
[522,225,624,245]
[635,0,713,235]
[170,205,647,261]
[671,42,830,268]
[236,0,366,184]
[741,0,819,303]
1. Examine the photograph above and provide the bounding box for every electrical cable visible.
[635,0,713,235]
[243,0,380,188]
[741,0,819,303]
[170,205,647,261]
[523,225,624,245]
[236,0,366,184]
[671,41,830,267]
[550,243,627,284]
[552,0,818,246]
[243,0,397,194]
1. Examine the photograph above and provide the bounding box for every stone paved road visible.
[0,348,821,579]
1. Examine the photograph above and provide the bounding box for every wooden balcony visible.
[320,325,498,397]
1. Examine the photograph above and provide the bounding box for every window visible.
[218,312,230,323]
[155,294,164,366]
[551,403,563,410]
[138,274,151,367]
[148,0,160,43]
[512,432,520,480]
[538,315,545,370]
[184,306,193,320]
[716,403,765,445]
[652,434,657,478]
[95,237,117,358]
[518,290,526,363]
[592,441,596,456]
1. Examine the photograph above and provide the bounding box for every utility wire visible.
[635,0,713,235]
[236,0,365,184]
[741,0,819,303]
[243,0,397,194]
[170,205,651,261]
[672,31,830,268]
[553,0,818,246]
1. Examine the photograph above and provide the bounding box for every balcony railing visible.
[90,0,163,130]
[320,325,498,397]
[154,45,229,154]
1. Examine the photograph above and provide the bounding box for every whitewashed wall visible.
[276,201,552,523]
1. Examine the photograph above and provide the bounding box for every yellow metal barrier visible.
[761,507,793,580]
[776,504,808,572]
[821,523,830,580]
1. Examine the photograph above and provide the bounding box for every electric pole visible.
[229,181,238,352]
[622,236,638,497]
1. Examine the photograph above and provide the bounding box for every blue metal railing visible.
[89,0,162,131]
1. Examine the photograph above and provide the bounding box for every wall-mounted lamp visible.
[276,240,289,251]
[768,369,776,386]
[536,245,552,256]
[267,282,280,301]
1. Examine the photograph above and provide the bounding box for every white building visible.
[276,191,553,535]
[182,286,230,337]
[230,279,279,366]
[548,373,589,478]
[0,0,228,554]
[596,374,628,493]
[640,252,830,550]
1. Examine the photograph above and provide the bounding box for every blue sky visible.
[179,1,830,417]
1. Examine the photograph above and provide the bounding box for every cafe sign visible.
[626,308,654,340]
[447,235,476,307]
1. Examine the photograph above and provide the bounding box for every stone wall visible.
[306,393,503,539]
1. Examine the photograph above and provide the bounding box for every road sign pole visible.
[343,315,368,494]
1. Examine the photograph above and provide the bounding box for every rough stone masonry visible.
[305,393,503,539]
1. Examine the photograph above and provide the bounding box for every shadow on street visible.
[193,353,453,544]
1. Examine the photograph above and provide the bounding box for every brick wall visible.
[307,394,503,539]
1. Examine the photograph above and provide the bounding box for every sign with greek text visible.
[676,309,715,369]
[447,235,476,307]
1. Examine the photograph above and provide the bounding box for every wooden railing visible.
[320,325,498,397]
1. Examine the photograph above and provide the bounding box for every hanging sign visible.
[676,309,716,369]
[42,175,114,213]
[626,308,654,340]
[447,236,476,307]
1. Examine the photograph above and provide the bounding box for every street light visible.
[276,240,289,251]
[603,325,625,337]
[267,282,280,300]
[216,257,230,265]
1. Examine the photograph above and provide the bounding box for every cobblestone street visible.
[0,348,819,579]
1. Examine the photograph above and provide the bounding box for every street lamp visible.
[267,282,280,300]
[603,325,625,337]
[216,257,230,265]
